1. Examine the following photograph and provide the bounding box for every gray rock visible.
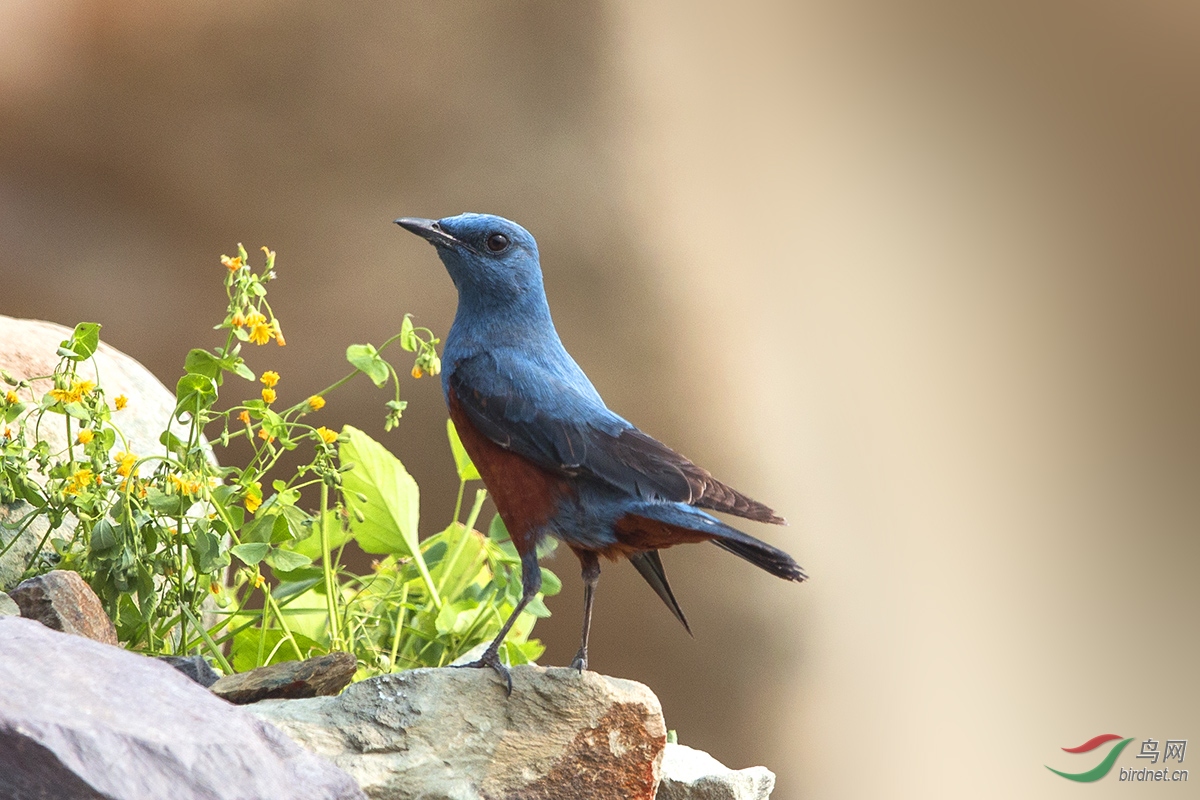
[9,569,118,645]
[0,591,17,616]
[249,664,667,800]
[0,616,366,800]
[0,315,193,590]
[157,654,221,688]
[658,743,776,800]
[211,651,358,704]
[0,501,50,593]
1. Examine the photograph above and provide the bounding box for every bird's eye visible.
[486,233,510,253]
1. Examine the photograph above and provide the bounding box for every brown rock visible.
[211,651,358,704]
[248,664,667,800]
[10,569,117,645]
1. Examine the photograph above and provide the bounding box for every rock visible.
[9,569,118,645]
[211,651,358,704]
[0,501,52,592]
[0,315,194,590]
[249,664,666,800]
[157,654,221,688]
[0,591,17,616]
[657,743,776,800]
[0,616,366,800]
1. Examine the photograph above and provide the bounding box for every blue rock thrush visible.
[396,213,805,691]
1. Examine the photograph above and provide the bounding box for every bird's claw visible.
[453,647,513,695]
[569,648,588,673]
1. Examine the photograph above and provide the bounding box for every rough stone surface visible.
[658,744,776,800]
[0,501,52,592]
[0,316,187,591]
[157,654,221,688]
[212,651,358,704]
[0,616,365,800]
[0,591,17,616]
[249,664,667,800]
[9,569,118,645]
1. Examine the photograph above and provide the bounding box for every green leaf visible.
[226,359,256,382]
[242,512,279,544]
[89,518,119,555]
[339,425,420,556]
[540,568,562,597]
[159,430,189,458]
[446,419,482,481]
[488,513,509,543]
[264,548,312,572]
[184,349,222,380]
[230,542,270,565]
[230,628,323,672]
[400,316,418,352]
[194,525,230,573]
[63,402,89,421]
[173,373,218,419]
[4,402,26,423]
[145,487,186,516]
[346,344,389,388]
[286,510,349,560]
[60,322,101,361]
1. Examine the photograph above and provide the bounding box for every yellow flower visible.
[307,395,325,411]
[114,451,137,478]
[114,394,128,410]
[261,387,276,404]
[66,468,94,495]
[49,380,95,405]
[257,428,274,443]
[209,582,222,596]
[76,428,95,445]
[252,572,265,589]
[221,254,243,272]
[273,320,286,347]
[316,426,337,444]
[260,370,280,388]
[238,410,251,425]
[231,311,246,327]
[411,365,423,379]
[249,321,272,346]
[243,483,262,513]
[4,390,16,405]
[245,310,272,345]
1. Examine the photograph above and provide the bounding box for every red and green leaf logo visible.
[1046,734,1135,782]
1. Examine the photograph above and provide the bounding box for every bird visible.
[395,213,805,691]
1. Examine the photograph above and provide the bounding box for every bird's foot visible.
[569,648,588,673]
[453,646,513,695]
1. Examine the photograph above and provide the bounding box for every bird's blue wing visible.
[447,351,783,522]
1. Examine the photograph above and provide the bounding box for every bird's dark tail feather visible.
[711,534,807,582]
[628,550,692,635]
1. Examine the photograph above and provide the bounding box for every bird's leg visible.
[570,551,601,672]
[456,546,541,695]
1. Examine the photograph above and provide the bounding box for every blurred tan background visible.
[2,2,1197,797]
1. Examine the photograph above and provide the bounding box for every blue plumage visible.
[396,212,803,687]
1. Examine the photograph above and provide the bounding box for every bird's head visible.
[395,213,544,309]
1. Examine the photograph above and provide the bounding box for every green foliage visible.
[0,244,556,679]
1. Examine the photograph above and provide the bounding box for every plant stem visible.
[264,585,305,661]
[319,481,341,650]
[435,489,487,598]
[181,604,234,674]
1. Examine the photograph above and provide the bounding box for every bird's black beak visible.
[394,217,472,252]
